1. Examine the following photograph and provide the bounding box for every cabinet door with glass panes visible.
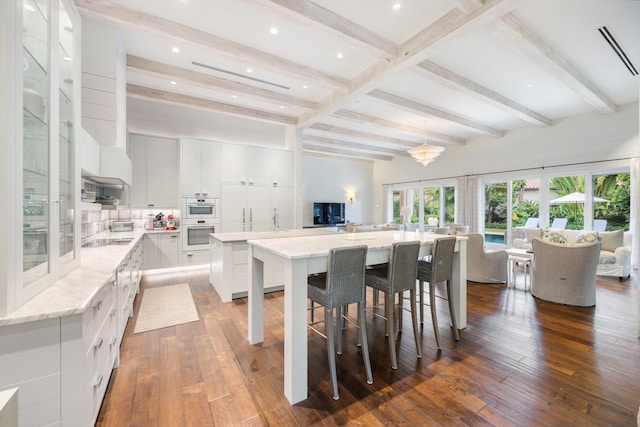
[20,0,80,307]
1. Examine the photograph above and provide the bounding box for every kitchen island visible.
[209,228,337,302]
[247,230,468,404]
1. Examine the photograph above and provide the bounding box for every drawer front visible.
[182,250,209,266]
[85,309,117,426]
[82,279,115,351]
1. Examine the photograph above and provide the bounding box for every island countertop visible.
[210,228,337,243]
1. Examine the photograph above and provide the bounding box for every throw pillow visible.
[524,227,542,242]
[575,231,599,244]
[599,229,624,252]
[542,228,567,244]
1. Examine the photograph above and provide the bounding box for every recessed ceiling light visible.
[302,85,308,89]
[270,27,278,35]
[279,106,285,109]
[525,83,534,88]
[170,80,177,85]
[247,68,253,73]
[336,52,344,60]
[232,95,237,98]
[172,46,180,53]
[392,3,402,11]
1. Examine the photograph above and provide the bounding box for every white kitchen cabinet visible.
[270,149,294,187]
[220,184,272,232]
[271,186,294,230]
[60,276,118,427]
[129,134,179,208]
[143,232,180,270]
[181,137,221,197]
[0,318,61,426]
[0,0,81,316]
[219,143,246,184]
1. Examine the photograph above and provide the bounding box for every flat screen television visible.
[313,202,345,225]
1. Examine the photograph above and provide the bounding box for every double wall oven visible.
[183,197,218,251]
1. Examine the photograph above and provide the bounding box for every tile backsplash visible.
[81,205,181,240]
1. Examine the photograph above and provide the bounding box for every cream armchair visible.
[465,233,508,284]
[531,238,601,306]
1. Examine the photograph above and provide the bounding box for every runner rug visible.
[133,283,199,334]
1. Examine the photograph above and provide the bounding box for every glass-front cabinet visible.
[1,0,80,315]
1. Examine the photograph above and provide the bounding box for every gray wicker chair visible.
[531,238,601,306]
[365,241,421,369]
[307,245,373,400]
[465,233,508,283]
[416,236,459,349]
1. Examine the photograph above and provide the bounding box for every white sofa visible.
[513,228,631,279]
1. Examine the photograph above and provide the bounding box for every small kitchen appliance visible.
[153,212,165,229]
[165,214,177,230]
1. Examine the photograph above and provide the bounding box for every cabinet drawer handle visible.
[92,300,103,311]
[148,203,155,207]
[171,235,178,238]
[94,337,104,350]
[93,374,103,388]
[187,253,193,257]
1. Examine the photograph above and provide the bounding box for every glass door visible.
[22,0,51,287]
[58,0,75,266]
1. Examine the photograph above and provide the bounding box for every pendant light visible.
[408,121,444,166]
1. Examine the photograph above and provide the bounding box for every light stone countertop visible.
[210,227,337,243]
[0,229,177,327]
[248,230,465,259]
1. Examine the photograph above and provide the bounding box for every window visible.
[484,182,507,244]
[592,173,630,231]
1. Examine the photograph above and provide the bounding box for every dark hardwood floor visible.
[96,268,640,426]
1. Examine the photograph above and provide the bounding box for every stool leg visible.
[419,280,425,324]
[430,282,441,350]
[446,279,460,340]
[326,308,339,399]
[410,289,422,358]
[386,294,398,369]
[358,302,373,385]
[337,307,343,355]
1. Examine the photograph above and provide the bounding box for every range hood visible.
[80,127,132,186]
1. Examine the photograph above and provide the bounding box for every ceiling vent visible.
[192,61,290,89]
[598,26,638,76]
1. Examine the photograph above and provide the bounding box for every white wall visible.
[127,98,287,149]
[302,155,374,227]
[373,102,640,223]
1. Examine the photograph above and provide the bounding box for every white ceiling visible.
[76,0,640,161]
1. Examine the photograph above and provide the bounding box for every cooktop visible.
[81,238,133,248]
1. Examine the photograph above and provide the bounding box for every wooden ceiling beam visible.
[304,135,410,156]
[126,55,319,110]
[246,0,398,57]
[308,123,420,149]
[445,0,485,15]
[416,60,552,126]
[303,144,393,161]
[297,0,524,128]
[75,0,349,91]
[126,84,296,125]
[331,110,465,145]
[368,90,504,137]
[492,13,617,114]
